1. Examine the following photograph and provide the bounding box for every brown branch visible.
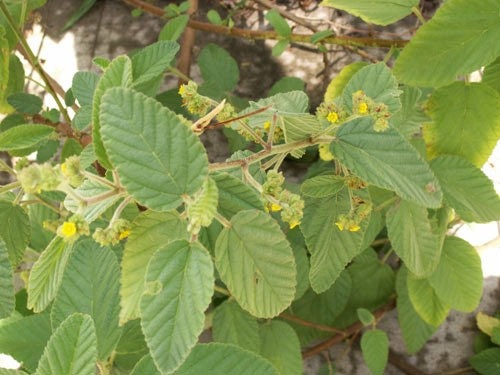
[177,0,198,84]
[253,0,318,32]
[122,0,407,49]
[279,313,346,335]
[302,299,396,359]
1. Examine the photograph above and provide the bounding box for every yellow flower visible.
[178,84,185,96]
[60,221,77,238]
[118,229,131,240]
[327,111,339,123]
[263,121,271,131]
[271,203,282,212]
[318,143,334,161]
[288,219,300,229]
[358,102,368,114]
[335,221,344,231]
[349,224,361,232]
[60,162,67,174]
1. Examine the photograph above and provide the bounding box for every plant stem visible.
[374,196,398,212]
[214,285,231,296]
[381,248,394,264]
[123,0,408,49]
[279,312,346,335]
[0,181,21,194]
[412,6,426,25]
[0,2,72,125]
[214,212,231,228]
[0,159,15,175]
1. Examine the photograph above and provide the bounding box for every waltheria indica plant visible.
[0,0,499,374]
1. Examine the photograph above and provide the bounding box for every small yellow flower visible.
[319,143,334,161]
[270,203,282,212]
[358,102,368,114]
[349,224,361,232]
[178,85,185,96]
[335,221,344,231]
[60,221,77,238]
[288,219,300,229]
[263,121,271,131]
[60,162,67,174]
[327,111,339,123]
[118,229,131,240]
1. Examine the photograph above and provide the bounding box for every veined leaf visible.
[424,82,500,167]
[407,271,449,326]
[483,57,500,93]
[396,268,437,354]
[175,343,278,375]
[331,117,442,208]
[301,175,345,198]
[51,240,121,360]
[159,15,189,42]
[259,321,302,375]
[0,124,54,151]
[215,209,296,318]
[469,348,500,375]
[35,314,97,375]
[477,312,500,337]
[269,77,305,96]
[100,87,208,211]
[0,314,52,372]
[0,31,14,114]
[324,61,368,102]
[265,9,291,37]
[431,155,500,222]
[0,200,30,266]
[131,40,179,94]
[212,172,264,219]
[63,179,122,223]
[0,238,14,318]
[198,44,239,98]
[92,55,133,169]
[140,240,214,374]
[112,319,149,373]
[386,199,441,277]
[120,210,188,324]
[27,237,74,313]
[300,186,370,293]
[72,72,99,107]
[212,299,260,353]
[320,0,418,26]
[341,62,401,114]
[391,86,429,138]
[394,0,500,87]
[361,329,389,375]
[7,93,42,115]
[428,236,483,312]
[130,354,160,375]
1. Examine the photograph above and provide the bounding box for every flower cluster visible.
[335,197,372,232]
[60,156,84,187]
[352,90,391,132]
[17,163,63,194]
[316,101,348,125]
[93,219,131,246]
[262,170,304,229]
[56,215,90,242]
[178,81,212,116]
[185,177,219,235]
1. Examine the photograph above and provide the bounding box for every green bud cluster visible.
[60,156,84,187]
[215,102,237,123]
[93,218,131,246]
[335,196,373,232]
[56,214,90,243]
[185,177,219,235]
[17,163,63,194]
[352,90,391,132]
[316,101,348,125]
[178,81,212,116]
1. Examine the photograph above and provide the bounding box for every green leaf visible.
[6,54,24,97]
[73,105,92,130]
[198,44,239,97]
[391,86,428,138]
[212,299,260,353]
[265,9,291,37]
[0,313,52,372]
[394,0,500,87]
[64,180,122,223]
[477,312,500,337]
[431,156,500,222]
[271,40,290,57]
[62,0,97,30]
[424,82,500,167]
[120,210,188,324]
[324,61,368,102]
[7,93,42,115]
[311,29,334,44]
[396,267,437,354]
[100,87,208,211]
[483,57,500,93]
[341,63,401,114]
[300,186,370,293]
[92,55,133,169]
[72,72,99,107]
[386,199,441,277]
[301,175,345,198]
[470,348,500,375]
[333,250,395,328]
[428,236,483,312]
[35,313,97,375]
[130,354,160,375]
[331,117,442,208]
[212,172,264,219]
[357,308,375,326]
[215,209,296,318]
[0,238,14,318]
[113,319,149,373]
[131,40,179,91]
[51,239,121,360]
[320,0,418,26]
[361,329,389,375]
[259,321,302,375]
[0,200,30,266]
[0,369,28,375]
[140,240,214,374]
[27,237,74,313]
[206,10,223,25]
[159,15,189,41]
[289,231,310,300]
[175,343,278,375]
[0,124,53,151]
[407,271,449,326]
[269,77,305,96]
